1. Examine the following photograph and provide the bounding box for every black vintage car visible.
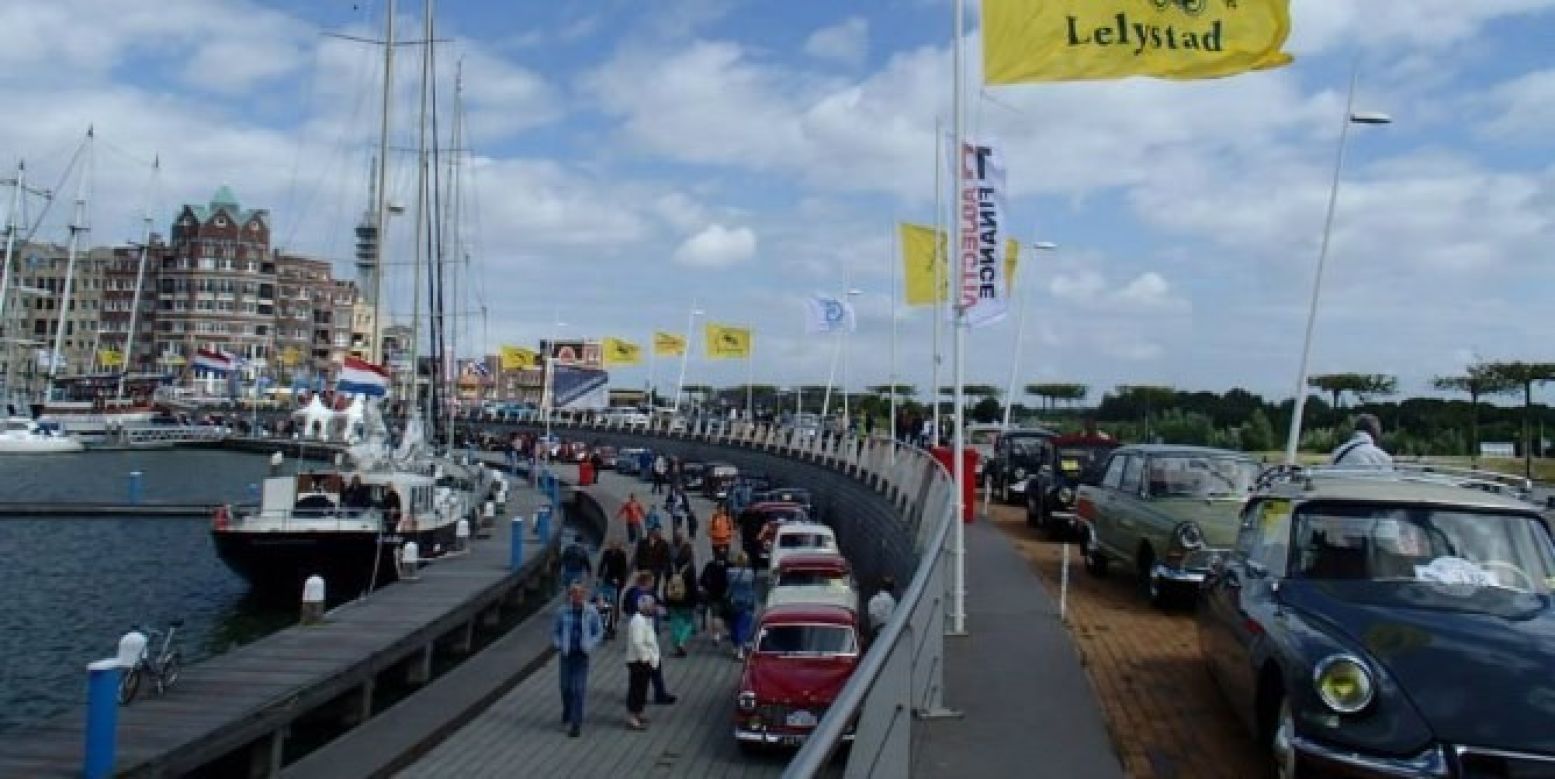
[1024,434,1120,538]
[680,461,707,491]
[702,462,739,501]
[754,487,813,515]
[1198,467,1555,778]
[986,427,1057,505]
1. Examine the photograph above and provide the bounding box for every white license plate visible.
[785,710,817,728]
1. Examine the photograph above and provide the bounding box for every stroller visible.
[593,581,620,638]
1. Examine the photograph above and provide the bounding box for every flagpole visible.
[889,223,899,456]
[820,331,840,422]
[745,331,754,420]
[647,336,656,405]
[931,117,945,449]
[674,299,697,416]
[949,0,968,636]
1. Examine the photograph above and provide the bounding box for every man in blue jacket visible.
[552,582,605,737]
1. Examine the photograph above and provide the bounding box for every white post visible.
[119,158,157,395]
[1059,543,1070,622]
[370,0,395,365]
[673,300,697,415]
[0,161,24,338]
[745,335,754,420]
[48,131,92,397]
[889,225,899,456]
[932,118,945,449]
[820,331,841,421]
[949,0,968,636]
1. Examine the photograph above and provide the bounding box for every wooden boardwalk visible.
[401,468,790,779]
[0,482,557,778]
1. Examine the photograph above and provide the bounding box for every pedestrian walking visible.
[597,539,629,639]
[552,583,604,738]
[651,454,668,495]
[664,539,698,657]
[708,504,735,559]
[699,550,730,646]
[867,575,898,640]
[617,493,647,544]
[560,534,592,589]
[622,573,678,706]
[632,526,672,591]
[625,593,660,731]
[726,552,757,660]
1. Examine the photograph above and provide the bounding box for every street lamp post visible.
[673,303,703,417]
[1000,240,1058,432]
[841,287,862,428]
[1283,69,1392,465]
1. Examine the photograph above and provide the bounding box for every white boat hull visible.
[0,435,86,454]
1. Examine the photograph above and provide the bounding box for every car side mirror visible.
[1245,560,1268,579]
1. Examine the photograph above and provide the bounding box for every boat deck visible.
[398,468,790,779]
[0,480,558,778]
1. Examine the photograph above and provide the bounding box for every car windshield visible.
[1057,445,1113,476]
[779,533,830,549]
[1006,437,1045,457]
[968,428,1002,446]
[1146,456,1258,499]
[777,571,850,589]
[757,624,856,655]
[1290,505,1555,594]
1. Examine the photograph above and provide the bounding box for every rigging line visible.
[23,133,88,245]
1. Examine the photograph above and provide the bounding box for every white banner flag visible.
[953,137,1010,328]
[804,294,857,334]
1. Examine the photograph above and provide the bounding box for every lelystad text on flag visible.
[336,356,390,397]
[193,348,236,375]
[704,323,753,360]
[804,294,858,334]
[654,331,687,357]
[901,222,1022,307]
[603,337,643,366]
[982,0,1293,84]
[499,345,540,370]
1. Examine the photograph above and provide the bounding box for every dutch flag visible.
[337,356,391,397]
[192,348,235,375]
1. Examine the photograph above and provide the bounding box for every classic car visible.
[563,440,590,463]
[1026,434,1121,537]
[1199,467,1555,779]
[734,603,860,750]
[728,473,775,513]
[615,447,645,476]
[965,423,1006,486]
[985,427,1058,505]
[766,552,858,613]
[680,461,707,490]
[768,522,840,572]
[1076,444,1260,607]
[594,445,619,470]
[754,487,814,514]
[739,501,811,568]
[703,462,740,501]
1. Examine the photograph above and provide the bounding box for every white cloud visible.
[803,17,869,67]
[1049,270,1106,302]
[672,224,757,268]
[1114,272,1173,308]
[1481,69,1555,142]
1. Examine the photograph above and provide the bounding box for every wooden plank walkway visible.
[0,481,557,778]
[400,468,790,779]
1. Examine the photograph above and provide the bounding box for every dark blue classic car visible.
[1198,467,1555,778]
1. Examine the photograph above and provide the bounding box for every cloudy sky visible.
[3,0,1552,402]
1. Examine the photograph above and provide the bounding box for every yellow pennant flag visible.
[704,323,752,360]
[499,345,540,370]
[983,0,1293,84]
[98,349,123,367]
[603,337,642,366]
[653,331,686,357]
[900,222,1021,306]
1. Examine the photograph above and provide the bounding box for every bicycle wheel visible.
[157,653,182,694]
[118,666,142,705]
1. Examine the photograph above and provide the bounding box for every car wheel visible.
[1270,697,1298,779]
[1082,528,1108,577]
[1138,548,1169,608]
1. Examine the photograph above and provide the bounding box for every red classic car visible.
[766,552,858,614]
[736,501,809,568]
[734,603,860,750]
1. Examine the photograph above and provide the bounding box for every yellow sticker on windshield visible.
[1061,459,1081,472]
[1262,499,1291,529]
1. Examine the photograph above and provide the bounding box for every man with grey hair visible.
[1330,414,1393,468]
[552,582,604,737]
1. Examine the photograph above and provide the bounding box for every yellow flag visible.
[983,0,1293,84]
[901,222,1021,305]
[98,349,123,367]
[280,346,302,367]
[653,331,686,357]
[499,345,540,370]
[603,337,642,366]
[704,323,752,360]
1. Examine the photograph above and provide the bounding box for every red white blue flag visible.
[192,348,235,375]
[337,356,390,397]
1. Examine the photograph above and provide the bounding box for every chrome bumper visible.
[1151,549,1223,585]
[1293,735,1448,778]
[735,728,853,746]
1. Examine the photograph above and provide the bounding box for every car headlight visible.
[1173,522,1205,550]
[1314,655,1374,714]
[737,691,757,711]
[1014,467,1027,479]
[1058,487,1074,504]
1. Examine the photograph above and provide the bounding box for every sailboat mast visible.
[47,130,92,397]
[0,161,25,336]
[424,0,448,445]
[407,0,431,431]
[370,0,395,366]
[119,156,158,397]
[444,60,464,448]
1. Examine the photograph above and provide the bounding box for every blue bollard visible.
[83,658,120,779]
[536,505,552,541]
[127,472,143,506]
[509,517,525,569]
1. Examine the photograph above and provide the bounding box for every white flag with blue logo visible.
[805,294,857,334]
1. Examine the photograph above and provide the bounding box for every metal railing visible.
[512,411,956,777]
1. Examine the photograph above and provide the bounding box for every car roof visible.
[1260,471,1542,513]
[777,522,835,536]
[1110,443,1256,459]
[998,427,1059,439]
[767,587,857,612]
[760,603,856,625]
[747,501,805,513]
[776,552,850,572]
[1050,434,1119,447]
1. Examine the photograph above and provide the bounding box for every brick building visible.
[158,187,276,370]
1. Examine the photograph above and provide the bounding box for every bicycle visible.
[118,619,184,704]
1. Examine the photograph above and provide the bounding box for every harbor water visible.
[0,450,295,732]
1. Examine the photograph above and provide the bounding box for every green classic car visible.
[1075,444,1261,608]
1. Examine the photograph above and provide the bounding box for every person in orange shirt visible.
[617,493,647,544]
[708,504,734,558]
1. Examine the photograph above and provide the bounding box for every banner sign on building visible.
[955,138,1012,328]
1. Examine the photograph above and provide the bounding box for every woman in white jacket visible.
[626,594,661,730]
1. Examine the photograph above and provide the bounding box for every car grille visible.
[1457,746,1555,779]
[755,703,828,726]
